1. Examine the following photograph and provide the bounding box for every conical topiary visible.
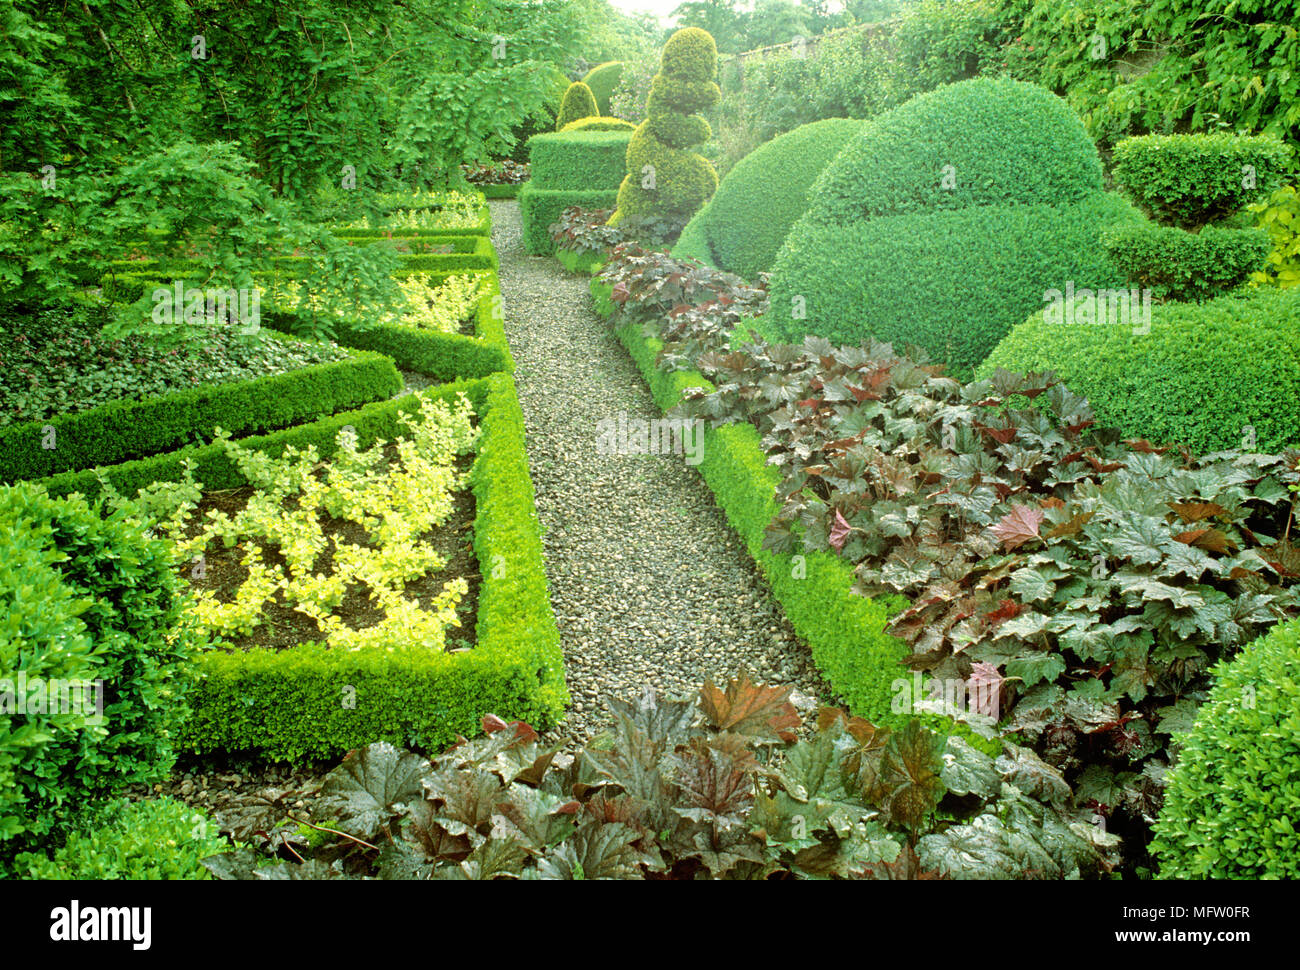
[556,81,599,131]
[612,27,720,225]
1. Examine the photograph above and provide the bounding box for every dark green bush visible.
[526,130,632,192]
[1150,620,1300,879]
[1110,133,1291,228]
[980,285,1300,452]
[1101,222,1270,301]
[809,77,1104,224]
[581,61,625,116]
[555,81,598,131]
[0,483,198,850]
[768,193,1140,374]
[683,118,866,281]
[15,797,228,880]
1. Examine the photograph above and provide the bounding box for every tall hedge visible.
[767,78,1131,372]
[677,117,867,281]
[979,285,1300,453]
[518,129,632,254]
[614,27,720,224]
[1150,619,1300,879]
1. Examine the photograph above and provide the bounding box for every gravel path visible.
[490,200,831,745]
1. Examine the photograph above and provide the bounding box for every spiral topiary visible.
[612,27,720,225]
[556,81,599,131]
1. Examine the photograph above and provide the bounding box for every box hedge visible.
[525,130,633,192]
[979,285,1300,453]
[581,61,625,115]
[808,77,1105,224]
[518,186,619,255]
[1150,619,1300,879]
[1100,222,1271,302]
[767,192,1141,375]
[0,342,402,483]
[677,117,867,281]
[177,373,567,761]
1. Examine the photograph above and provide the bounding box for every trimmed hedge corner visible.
[0,341,401,483]
[177,372,567,761]
[518,186,619,255]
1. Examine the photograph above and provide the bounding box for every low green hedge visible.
[518,186,619,255]
[1150,619,1300,879]
[979,285,1300,453]
[590,277,991,753]
[768,193,1140,375]
[260,272,514,383]
[0,340,401,483]
[526,130,633,192]
[178,372,567,760]
[1100,222,1270,302]
[480,183,522,199]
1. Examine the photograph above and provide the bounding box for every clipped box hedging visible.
[979,285,1300,453]
[1100,222,1271,301]
[581,61,625,115]
[480,183,521,199]
[259,272,514,382]
[768,193,1141,374]
[0,340,402,483]
[1150,619,1300,879]
[809,77,1104,224]
[177,372,567,761]
[683,117,866,280]
[518,186,619,255]
[526,130,633,192]
[1110,132,1292,228]
[590,276,992,754]
[670,211,718,269]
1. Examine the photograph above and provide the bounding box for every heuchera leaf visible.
[699,675,800,743]
[317,742,428,838]
[989,505,1046,550]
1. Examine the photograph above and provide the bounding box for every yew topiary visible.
[613,27,720,224]
[555,81,598,131]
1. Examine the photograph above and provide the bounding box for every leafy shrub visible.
[560,116,635,133]
[15,798,229,880]
[555,81,598,131]
[0,483,199,850]
[768,193,1140,373]
[1109,133,1291,229]
[981,286,1300,453]
[581,61,625,116]
[614,28,720,224]
[199,680,1120,880]
[808,77,1104,224]
[1151,619,1300,879]
[1101,223,1270,302]
[1249,183,1300,288]
[678,118,867,281]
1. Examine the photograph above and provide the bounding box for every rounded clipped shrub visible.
[15,797,230,879]
[0,482,199,851]
[768,193,1140,374]
[686,117,867,280]
[581,61,625,116]
[1150,619,1300,879]
[979,285,1300,452]
[809,77,1105,224]
[560,116,636,133]
[1101,222,1270,301]
[556,81,598,131]
[1111,132,1292,228]
[615,28,720,223]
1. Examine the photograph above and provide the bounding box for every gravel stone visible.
[490,199,831,750]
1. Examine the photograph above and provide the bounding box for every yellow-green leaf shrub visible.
[555,81,599,131]
[1250,183,1300,288]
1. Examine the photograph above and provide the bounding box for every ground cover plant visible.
[106,392,480,655]
[197,676,1119,880]
[594,243,1300,872]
